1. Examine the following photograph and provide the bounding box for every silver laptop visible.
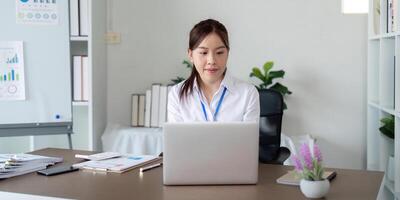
[163,122,259,185]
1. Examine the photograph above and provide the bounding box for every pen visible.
[140,163,162,172]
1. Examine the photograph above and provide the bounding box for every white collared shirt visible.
[167,73,260,122]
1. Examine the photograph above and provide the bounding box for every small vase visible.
[300,179,330,199]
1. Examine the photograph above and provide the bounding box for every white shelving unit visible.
[70,0,107,151]
[368,0,400,199]
[28,0,106,152]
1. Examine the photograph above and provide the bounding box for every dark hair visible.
[179,19,230,101]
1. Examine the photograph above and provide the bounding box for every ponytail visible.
[179,66,199,101]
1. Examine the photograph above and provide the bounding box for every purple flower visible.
[313,144,322,163]
[300,143,313,170]
[291,155,303,171]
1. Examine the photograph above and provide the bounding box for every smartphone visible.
[37,165,79,176]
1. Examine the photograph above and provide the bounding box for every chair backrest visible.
[258,89,284,162]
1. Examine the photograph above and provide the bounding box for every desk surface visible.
[0,148,383,200]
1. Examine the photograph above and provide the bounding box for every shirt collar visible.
[193,72,235,94]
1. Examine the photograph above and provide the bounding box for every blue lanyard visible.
[200,87,227,121]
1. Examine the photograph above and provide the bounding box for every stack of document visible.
[0,154,63,179]
[73,154,160,173]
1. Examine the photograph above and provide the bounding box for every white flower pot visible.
[300,179,330,199]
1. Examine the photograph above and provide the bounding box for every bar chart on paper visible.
[0,42,26,100]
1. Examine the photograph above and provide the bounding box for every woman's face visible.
[188,32,229,85]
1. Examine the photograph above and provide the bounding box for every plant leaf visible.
[380,115,394,124]
[250,67,265,82]
[379,127,394,139]
[379,115,395,139]
[269,70,285,79]
[263,61,273,82]
[269,82,292,95]
[263,61,274,74]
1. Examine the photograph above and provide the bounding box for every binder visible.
[81,56,89,101]
[69,0,79,36]
[144,90,151,127]
[131,94,139,126]
[79,0,89,36]
[73,56,82,101]
[158,85,168,126]
[138,95,145,126]
[150,84,161,127]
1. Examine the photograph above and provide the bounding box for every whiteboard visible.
[0,0,72,134]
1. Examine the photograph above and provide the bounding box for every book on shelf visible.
[158,85,168,127]
[72,55,89,102]
[81,56,89,101]
[138,95,145,126]
[79,0,89,36]
[69,0,89,37]
[131,94,146,127]
[373,0,381,35]
[73,56,82,101]
[69,0,79,36]
[131,94,139,127]
[145,90,152,127]
[134,83,175,128]
[150,84,161,127]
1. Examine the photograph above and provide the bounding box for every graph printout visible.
[0,41,26,101]
[16,0,59,25]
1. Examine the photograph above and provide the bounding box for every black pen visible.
[140,163,162,172]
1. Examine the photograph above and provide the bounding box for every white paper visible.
[16,0,59,25]
[0,41,26,101]
[0,153,63,163]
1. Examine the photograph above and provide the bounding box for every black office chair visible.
[258,89,291,165]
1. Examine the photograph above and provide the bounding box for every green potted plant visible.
[379,115,394,139]
[249,61,292,109]
[293,143,330,198]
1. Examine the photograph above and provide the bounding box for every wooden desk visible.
[0,148,383,200]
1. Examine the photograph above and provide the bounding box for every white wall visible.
[107,0,367,169]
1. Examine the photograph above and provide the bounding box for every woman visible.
[168,19,260,122]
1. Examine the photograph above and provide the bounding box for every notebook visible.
[276,170,337,186]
